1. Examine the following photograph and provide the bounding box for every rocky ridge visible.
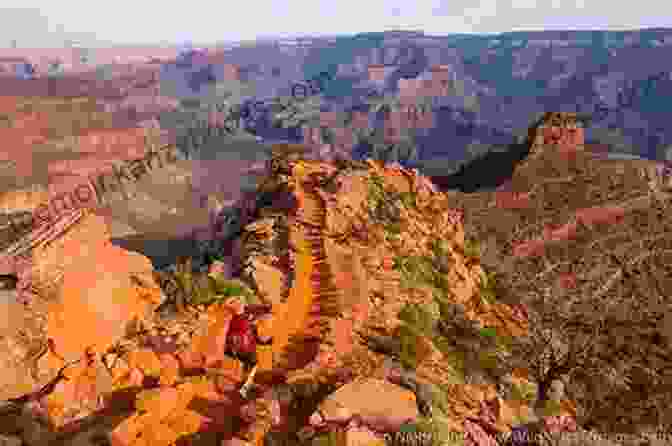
[0,112,669,446]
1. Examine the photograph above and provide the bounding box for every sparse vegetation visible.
[463,237,481,259]
[394,255,437,289]
[478,269,500,305]
[447,116,672,437]
[393,259,515,391]
[412,385,467,446]
[397,302,437,368]
[366,173,386,208]
[155,256,257,309]
[509,378,538,403]
[379,181,518,388]
[366,173,415,238]
[310,431,341,446]
[398,191,417,209]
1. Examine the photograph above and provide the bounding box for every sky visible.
[1,1,671,47]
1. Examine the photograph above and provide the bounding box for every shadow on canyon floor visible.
[428,140,532,193]
[110,235,204,270]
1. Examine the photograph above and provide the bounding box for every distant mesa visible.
[187,65,217,93]
[175,48,209,69]
[429,112,586,193]
[0,58,35,79]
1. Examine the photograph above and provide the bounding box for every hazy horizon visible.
[1,3,671,48]
[4,26,672,49]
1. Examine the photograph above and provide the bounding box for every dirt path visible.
[271,162,341,372]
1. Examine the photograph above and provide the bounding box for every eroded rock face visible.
[46,243,162,361]
[527,112,585,158]
[0,290,45,400]
[0,210,163,419]
[0,131,604,445]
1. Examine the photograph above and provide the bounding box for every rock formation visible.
[0,208,164,435]
[446,111,672,439]
[2,106,667,446]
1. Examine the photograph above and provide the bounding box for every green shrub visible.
[510,380,537,403]
[397,303,439,370]
[414,385,466,446]
[463,237,481,259]
[172,258,257,307]
[398,191,417,208]
[536,399,565,417]
[311,431,339,446]
[478,270,499,305]
[399,324,420,370]
[366,175,384,210]
[477,327,498,338]
[395,255,439,289]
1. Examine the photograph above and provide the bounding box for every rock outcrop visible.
[0,208,163,431]
[70,147,546,446]
[5,103,667,446]
[232,152,536,445]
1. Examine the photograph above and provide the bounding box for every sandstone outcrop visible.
[0,209,163,429]
[6,102,659,446]
[81,147,545,446]
[231,152,536,445]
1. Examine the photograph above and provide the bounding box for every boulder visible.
[0,209,163,423]
[314,378,419,432]
[44,246,162,362]
[36,355,114,429]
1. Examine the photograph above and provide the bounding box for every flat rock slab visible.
[318,378,419,428]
